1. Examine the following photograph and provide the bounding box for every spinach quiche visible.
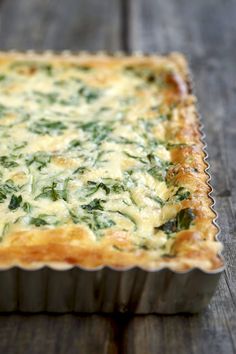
[0,52,222,270]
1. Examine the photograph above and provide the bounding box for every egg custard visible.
[0,52,222,270]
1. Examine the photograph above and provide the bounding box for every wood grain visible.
[0,314,120,354]
[0,0,122,50]
[0,0,235,353]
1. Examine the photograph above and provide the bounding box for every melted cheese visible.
[0,52,221,269]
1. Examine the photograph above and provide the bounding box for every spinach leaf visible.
[78,86,100,103]
[77,120,114,144]
[29,214,59,227]
[177,208,196,230]
[73,166,88,175]
[174,187,191,201]
[44,64,53,76]
[36,183,59,201]
[26,152,51,170]
[8,195,22,210]
[0,156,19,168]
[61,178,71,202]
[147,153,159,165]
[110,182,126,193]
[33,91,59,104]
[86,179,126,196]
[2,180,19,193]
[156,208,196,235]
[93,150,107,166]
[81,198,105,211]
[0,190,6,203]
[12,141,28,151]
[29,217,49,227]
[124,151,147,164]
[158,219,177,234]
[148,166,166,181]
[68,139,81,149]
[85,181,110,196]
[0,180,19,203]
[149,195,165,207]
[69,209,115,233]
[147,154,171,182]
[115,137,138,145]
[91,212,115,230]
[29,118,67,136]
[68,210,79,224]
[36,179,70,202]
[22,202,32,213]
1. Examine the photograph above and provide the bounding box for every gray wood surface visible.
[0,0,235,353]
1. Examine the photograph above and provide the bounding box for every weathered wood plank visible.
[0,314,119,354]
[0,0,234,353]
[128,0,236,353]
[0,0,122,50]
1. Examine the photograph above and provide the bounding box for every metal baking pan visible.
[0,50,224,314]
[0,265,222,313]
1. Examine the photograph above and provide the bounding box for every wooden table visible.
[0,0,235,353]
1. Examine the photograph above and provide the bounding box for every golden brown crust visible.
[0,226,222,270]
[0,51,223,271]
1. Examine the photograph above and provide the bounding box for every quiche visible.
[0,52,222,270]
